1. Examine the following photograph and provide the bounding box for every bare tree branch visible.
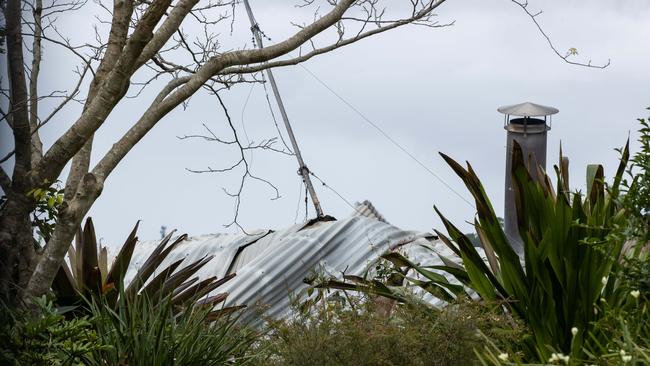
[221,8,452,74]
[91,76,192,179]
[183,90,280,234]
[28,32,98,77]
[63,0,135,200]
[511,0,609,68]
[5,0,32,186]
[28,0,45,166]
[36,0,357,187]
[135,0,200,70]
[37,63,91,131]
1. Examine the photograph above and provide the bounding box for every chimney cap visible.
[497,102,559,117]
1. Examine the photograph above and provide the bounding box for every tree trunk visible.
[23,173,103,301]
[0,198,35,306]
[1,0,36,307]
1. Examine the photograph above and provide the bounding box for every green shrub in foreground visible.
[426,138,631,361]
[255,297,527,366]
[89,292,260,365]
[0,296,108,366]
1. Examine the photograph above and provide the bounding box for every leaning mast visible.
[241,0,324,218]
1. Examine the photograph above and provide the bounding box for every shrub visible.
[255,296,526,366]
[0,296,108,366]
[53,217,236,314]
[478,288,650,365]
[621,109,650,242]
[423,139,631,361]
[88,291,259,365]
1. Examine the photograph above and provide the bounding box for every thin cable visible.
[260,74,294,154]
[297,63,475,209]
[240,83,255,163]
[293,178,304,224]
[309,171,357,213]
[309,170,379,250]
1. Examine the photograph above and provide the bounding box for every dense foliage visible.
[1,293,258,366]
[429,140,630,360]
[53,217,239,316]
[0,296,107,365]
[255,296,526,366]
[89,293,259,365]
[621,109,650,242]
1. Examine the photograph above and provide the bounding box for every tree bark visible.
[0,0,35,305]
[28,0,44,166]
[24,174,103,300]
[0,198,34,306]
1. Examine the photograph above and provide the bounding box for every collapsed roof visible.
[122,201,469,323]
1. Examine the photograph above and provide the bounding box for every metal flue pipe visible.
[498,102,558,253]
[242,0,324,218]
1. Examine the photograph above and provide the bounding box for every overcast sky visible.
[2,0,650,246]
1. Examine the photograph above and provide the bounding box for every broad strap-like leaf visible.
[315,278,408,302]
[439,153,497,226]
[205,306,247,321]
[150,255,214,300]
[81,217,100,294]
[535,164,557,202]
[98,246,108,283]
[74,226,83,289]
[435,207,505,301]
[407,277,457,302]
[556,142,570,199]
[172,274,236,306]
[611,139,630,197]
[105,220,140,289]
[126,231,187,295]
[342,275,368,284]
[475,221,500,278]
[52,262,77,298]
[67,243,77,284]
[170,277,199,298]
[196,292,229,307]
[441,150,524,280]
[381,252,413,268]
[140,259,184,299]
[586,164,604,207]
[433,230,461,258]
[430,264,471,286]
[381,251,466,298]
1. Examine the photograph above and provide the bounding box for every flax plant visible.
[52,218,238,316]
[428,140,630,360]
[88,289,259,365]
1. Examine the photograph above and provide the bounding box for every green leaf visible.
[81,218,100,296]
[105,221,140,293]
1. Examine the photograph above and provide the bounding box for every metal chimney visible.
[498,102,558,253]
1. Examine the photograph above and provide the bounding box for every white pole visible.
[242,0,324,218]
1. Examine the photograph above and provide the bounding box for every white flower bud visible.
[622,355,632,363]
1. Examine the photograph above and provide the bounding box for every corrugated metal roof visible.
[352,200,389,224]
[122,203,477,324]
